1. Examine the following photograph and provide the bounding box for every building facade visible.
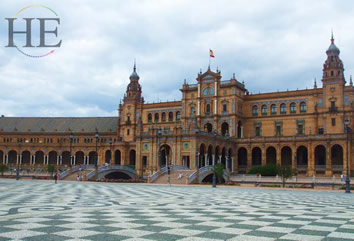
[0,37,353,177]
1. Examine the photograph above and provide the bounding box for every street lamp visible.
[157,128,162,168]
[16,139,22,181]
[109,138,113,165]
[195,126,200,169]
[95,131,99,168]
[212,131,217,188]
[344,118,351,193]
[69,132,73,166]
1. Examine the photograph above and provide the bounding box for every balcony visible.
[329,107,338,113]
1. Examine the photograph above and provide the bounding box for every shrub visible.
[0,164,9,176]
[247,163,278,176]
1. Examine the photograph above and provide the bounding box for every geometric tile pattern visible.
[0,179,353,240]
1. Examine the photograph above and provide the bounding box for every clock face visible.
[183,142,190,150]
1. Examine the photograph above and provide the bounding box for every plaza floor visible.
[0,180,353,241]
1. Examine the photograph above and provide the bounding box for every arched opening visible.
[220,147,226,166]
[331,144,343,167]
[296,146,308,169]
[0,150,3,164]
[266,147,276,164]
[159,144,171,167]
[237,147,247,170]
[129,150,136,167]
[115,150,121,165]
[207,145,213,166]
[147,113,152,123]
[261,105,267,115]
[206,104,211,114]
[154,113,159,123]
[48,151,57,165]
[315,145,326,168]
[215,146,220,164]
[252,105,258,116]
[252,147,262,166]
[62,151,71,166]
[199,144,206,168]
[176,111,181,121]
[105,150,112,164]
[290,102,296,113]
[105,171,131,180]
[202,173,225,184]
[161,112,166,122]
[228,148,232,170]
[204,123,213,133]
[35,151,44,165]
[221,122,229,136]
[168,112,173,122]
[8,150,17,164]
[237,121,243,138]
[22,151,31,165]
[281,146,292,166]
[89,151,97,165]
[75,151,84,165]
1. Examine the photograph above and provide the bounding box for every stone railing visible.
[188,171,197,184]
[150,171,159,183]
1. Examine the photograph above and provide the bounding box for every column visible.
[16,155,19,164]
[19,155,22,164]
[292,147,296,170]
[33,155,36,165]
[60,156,63,165]
[212,155,215,166]
[73,156,76,165]
[30,155,32,165]
[247,149,252,170]
[205,155,208,166]
[231,157,234,172]
[308,143,314,176]
[325,144,332,176]
[218,155,222,164]
[226,157,229,171]
[6,155,8,164]
[57,155,59,165]
[241,126,244,138]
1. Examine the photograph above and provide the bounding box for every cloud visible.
[0,0,353,117]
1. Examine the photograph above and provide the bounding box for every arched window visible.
[252,105,258,116]
[290,102,296,114]
[271,104,277,115]
[261,105,267,115]
[161,112,166,122]
[280,104,286,114]
[203,87,214,96]
[190,107,195,116]
[206,104,211,114]
[300,102,306,113]
[176,111,181,121]
[154,113,159,122]
[148,113,152,123]
[168,112,173,122]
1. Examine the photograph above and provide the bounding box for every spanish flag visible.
[209,49,215,58]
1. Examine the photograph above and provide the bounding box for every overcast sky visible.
[1,0,353,117]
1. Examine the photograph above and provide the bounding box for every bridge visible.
[86,165,136,180]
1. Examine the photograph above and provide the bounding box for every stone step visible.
[153,170,195,185]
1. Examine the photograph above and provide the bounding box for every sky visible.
[0,0,354,117]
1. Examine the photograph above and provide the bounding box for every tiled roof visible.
[0,117,118,133]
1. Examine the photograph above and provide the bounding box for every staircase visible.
[153,170,195,185]
[63,169,93,181]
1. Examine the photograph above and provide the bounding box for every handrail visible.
[86,170,96,180]
[188,171,197,184]
[199,165,213,174]
[150,171,159,183]
[59,169,69,180]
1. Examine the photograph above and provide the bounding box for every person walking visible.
[77,175,80,182]
[54,173,57,184]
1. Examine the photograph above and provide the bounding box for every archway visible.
[115,150,121,165]
[237,121,243,138]
[331,144,343,167]
[159,145,171,167]
[48,151,57,165]
[35,151,44,165]
[296,146,308,168]
[22,151,31,165]
[199,144,206,168]
[221,122,229,136]
[105,171,131,180]
[89,151,97,165]
[266,147,276,164]
[0,150,3,164]
[237,147,247,169]
[228,148,232,170]
[8,150,17,164]
[314,145,326,167]
[204,123,213,133]
[207,145,213,166]
[215,146,220,164]
[75,151,84,165]
[105,150,112,164]
[252,147,261,166]
[281,146,292,166]
[221,147,226,166]
[62,151,70,166]
[129,150,136,167]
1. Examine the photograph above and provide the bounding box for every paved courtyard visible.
[0,180,353,241]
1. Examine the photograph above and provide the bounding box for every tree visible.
[278,165,293,187]
[0,164,8,176]
[213,163,225,184]
[47,164,56,177]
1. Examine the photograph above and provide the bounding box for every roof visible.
[0,117,118,133]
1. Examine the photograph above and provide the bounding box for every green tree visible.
[278,165,293,187]
[0,164,8,176]
[213,163,225,184]
[47,164,56,177]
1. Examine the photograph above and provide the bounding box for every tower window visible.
[206,104,211,114]
[331,118,336,126]
[168,112,173,121]
[331,56,334,62]
[127,129,130,135]
[154,113,159,122]
[148,113,152,123]
[223,104,227,112]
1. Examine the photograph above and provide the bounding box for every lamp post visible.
[212,131,217,188]
[109,138,113,166]
[16,139,22,180]
[344,118,351,193]
[95,131,99,168]
[195,126,199,169]
[157,128,162,168]
[69,132,73,166]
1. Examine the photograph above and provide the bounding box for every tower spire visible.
[350,75,353,86]
[331,30,334,44]
[314,78,317,88]
[133,59,136,72]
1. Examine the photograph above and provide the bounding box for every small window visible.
[261,105,267,115]
[276,125,282,136]
[331,71,334,76]
[154,113,159,122]
[168,112,173,121]
[280,104,286,114]
[290,103,296,114]
[255,126,261,137]
[318,98,323,108]
[297,124,304,135]
[190,107,195,116]
[148,113,152,123]
[331,118,336,126]
[271,104,277,115]
[318,128,324,135]
[161,112,166,122]
[300,102,306,113]
[345,96,349,106]
[252,105,258,116]
[206,104,211,114]
[176,111,181,121]
[223,104,227,112]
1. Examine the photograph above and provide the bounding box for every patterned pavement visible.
[0,179,353,241]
